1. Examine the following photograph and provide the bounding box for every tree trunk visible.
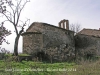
[13,27,23,56]
[14,35,20,56]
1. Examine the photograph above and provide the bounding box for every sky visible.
[1,0,100,53]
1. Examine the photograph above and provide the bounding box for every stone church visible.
[22,19,75,62]
[75,28,100,59]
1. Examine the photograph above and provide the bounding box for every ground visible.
[0,58,100,75]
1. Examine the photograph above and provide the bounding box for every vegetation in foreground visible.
[0,59,75,75]
[0,57,100,75]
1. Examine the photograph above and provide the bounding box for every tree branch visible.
[2,12,13,24]
[6,0,15,14]
[15,0,29,26]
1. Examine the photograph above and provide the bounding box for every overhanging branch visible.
[2,12,14,24]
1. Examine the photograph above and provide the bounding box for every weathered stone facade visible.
[75,29,100,59]
[22,20,100,61]
[22,32,43,54]
[22,19,75,62]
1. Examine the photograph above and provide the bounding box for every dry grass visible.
[59,59,100,75]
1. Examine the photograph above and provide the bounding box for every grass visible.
[18,54,31,56]
[0,56,100,75]
[66,59,100,75]
[5,53,31,56]
[0,60,75,75]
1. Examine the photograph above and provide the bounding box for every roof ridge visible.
[83,28,100,31]
[26,22,74,32]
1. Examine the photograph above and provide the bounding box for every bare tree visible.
[0,0,30,56]
[70,23,81,34]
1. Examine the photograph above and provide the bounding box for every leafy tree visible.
[0,0,30,56]
[0,22,11,45]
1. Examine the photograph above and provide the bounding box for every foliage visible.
[0,23,11,45]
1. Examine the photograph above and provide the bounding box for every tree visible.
[0,0,30,56]
[70,23,81,34]
[0,22,11,54]
[0,22,11,45]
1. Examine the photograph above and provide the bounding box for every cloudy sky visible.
[1,0,100,53]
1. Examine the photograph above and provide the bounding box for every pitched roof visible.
[26,22,74,32]
[77,28,100,37]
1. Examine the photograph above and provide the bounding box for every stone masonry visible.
[22,20,100,62]
[75,29,100,60]
[22,19,75,62]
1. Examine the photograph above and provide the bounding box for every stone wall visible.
[23,32,43,55]
[75,34,100,59]
[26,22,74,47]
[22,22,75,62]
